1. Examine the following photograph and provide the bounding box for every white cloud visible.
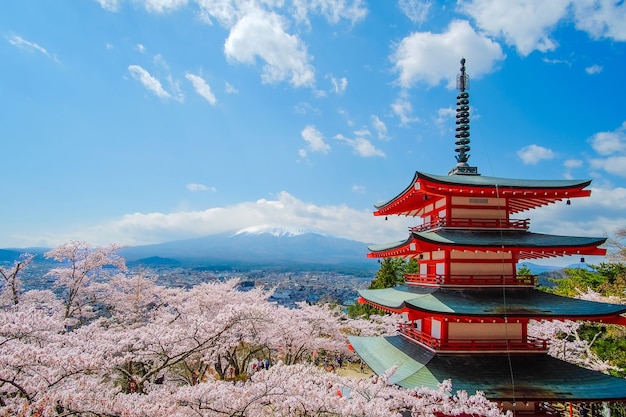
[352,184,366,193]
[166,74,185,102]
[186,183,215,192]
[294,102,320,115]
[153,53,170,70]
[391,19,505,89]
[301,125,330,154]
[71,191,414,246]
[337,108,354,126]
[435,107,456,128]
[354,128,371,137]
[195,0,368,27]
[334,134,385,157]
[587,122,626,178]
[128,65,172,99]
[590,156,626,178]
[516,144,555,164]
[542,57,570,65]
[585,64,603,75]
[25,180,625,260]
[291,0,368,25]
[458,0,569,56]
[398,0,432,24]
[225,81,239,94]
[529,186,626,243]
[564,159,583,169]
[589,122,626,156]
[563,158,583,179]
[391,93,419,126]
[95,0,120,12]
[11,188,626,261]
[185,72,217,105]
[459,0,626,55]
[142,0,189,13]
[329,75,348,94]
[572,0,626,41]
[224,9,315,88]
[136,43,146,53]
[6,34,59,62]
[128,54,185,103]
[371,115,388,140]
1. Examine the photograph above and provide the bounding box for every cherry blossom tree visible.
[44,241,127,324]
[527,319,619,373]
[345,311,398,338]
[0,302,82,412]
[527,285,626,374]
[38,363,503,417]
[262,301,350,366]
[90,271,175,326]
[0,253,34,306]
[0,242,507,417]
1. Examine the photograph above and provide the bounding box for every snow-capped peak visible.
[233,224,330,238]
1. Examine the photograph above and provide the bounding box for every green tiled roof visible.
[348,335,626,401]
[368,230,606,252]
[357,286,626,318]
[373,171,591,209]
[419,172,592,189]
[347,335,436,386]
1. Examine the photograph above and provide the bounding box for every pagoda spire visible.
[449,58,479,175]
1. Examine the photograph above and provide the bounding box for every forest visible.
[1,238,625,417]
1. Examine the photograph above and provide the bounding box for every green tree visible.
[517,264,532,277]
[547,266,607,297]
[368,258,418,289]
[593,262,626,297]
[347,258,418,318]
[346,301,377,319]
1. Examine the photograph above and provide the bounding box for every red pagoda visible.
[348,59,626,414]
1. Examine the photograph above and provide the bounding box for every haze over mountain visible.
[118,226,377,272]
[1,226,587,276]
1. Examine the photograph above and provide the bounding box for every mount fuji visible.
[119,226,378,272]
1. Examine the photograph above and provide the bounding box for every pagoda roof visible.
[357,286,626,320]
[416,172,592,190]
[367,230,607,259]
[348,335,626,401]
[374,171,592,216]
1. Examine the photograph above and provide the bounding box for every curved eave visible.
[367,230,607,260]
[358,296,409,315]
[348,335,626,402]
[373,172,592,217]
[373,172,423,217]
[357,287,626,319]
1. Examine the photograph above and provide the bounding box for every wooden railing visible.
[410,218,530,232]
[397,323,548,352]
[404,273,537,287]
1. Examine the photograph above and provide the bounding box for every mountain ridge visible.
[1,229,593,276]
[116,229,377,272]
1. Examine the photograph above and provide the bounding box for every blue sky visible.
[2,0,626,265]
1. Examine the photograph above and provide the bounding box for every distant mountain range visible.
[0,227,590,276]
[117,228,377,273]
[0,247,48,263]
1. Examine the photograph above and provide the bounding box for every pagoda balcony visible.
[404,273,537,287]
[398,323,548,353]
[410,218,530,232]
